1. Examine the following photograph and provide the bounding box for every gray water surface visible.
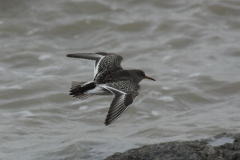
[1,0,240,159]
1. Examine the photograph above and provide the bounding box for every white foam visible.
[79,106,88,110]
[38,55,52,61]
[162,86,170,90]
[19,111,34,117]
[71,101,82,105]
[8,85,23,90]
[189,73,201,78]
[158,96,174,102]
[208,137,234,147]
[161,56,172,63]
[149,91,162,97]
[35,66,59,75]
[0,85,22,90]
[3,111,33,117]
[0,67,5,71]
[26,29,39,35]
[151,111,159,116]
[172,69,180,73]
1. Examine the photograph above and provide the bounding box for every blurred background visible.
[1,0,240,159]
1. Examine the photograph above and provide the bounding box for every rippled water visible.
[1,0,240,159]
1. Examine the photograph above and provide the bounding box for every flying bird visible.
[67,52,155,125]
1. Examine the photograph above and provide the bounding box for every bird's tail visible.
[69,81,96,100]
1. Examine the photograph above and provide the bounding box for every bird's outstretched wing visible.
[67,52,123,81]
[101,81,140,126]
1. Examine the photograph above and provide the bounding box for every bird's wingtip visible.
[66,54,73,57]
[104,120,111,126]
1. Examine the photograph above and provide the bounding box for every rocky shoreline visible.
[105,133,240,160]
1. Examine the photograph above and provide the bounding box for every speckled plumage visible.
[67,52,155,125]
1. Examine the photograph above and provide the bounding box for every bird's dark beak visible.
[145,76,155,81]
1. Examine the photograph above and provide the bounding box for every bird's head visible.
[133,70,155,83]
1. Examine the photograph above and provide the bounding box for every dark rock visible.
[105,133,240,160]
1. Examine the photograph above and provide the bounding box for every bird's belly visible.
[85,86,112,95]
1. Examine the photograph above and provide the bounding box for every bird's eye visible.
[141,72,145,76]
